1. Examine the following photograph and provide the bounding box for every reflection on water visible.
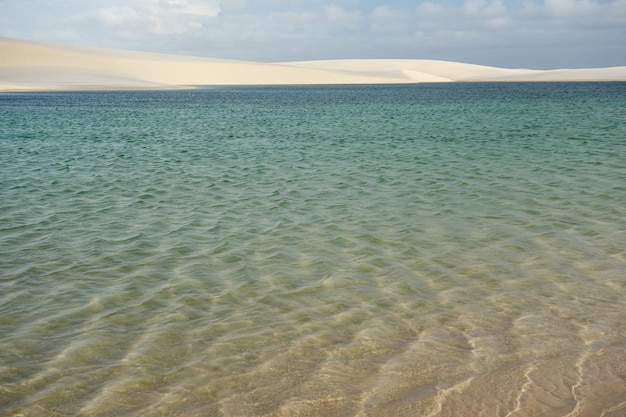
[1,83,626,416]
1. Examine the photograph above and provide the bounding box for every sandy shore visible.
[1,38,625,91]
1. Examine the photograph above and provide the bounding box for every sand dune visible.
[1,38,625,91]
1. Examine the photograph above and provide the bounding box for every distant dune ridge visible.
[1,38,625,91]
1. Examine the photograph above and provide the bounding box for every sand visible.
[1,38,625,91]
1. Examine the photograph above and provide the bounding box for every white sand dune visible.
[280,59,538,82]
[1,38,625,91]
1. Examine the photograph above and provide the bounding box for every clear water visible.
[1,83,626,417]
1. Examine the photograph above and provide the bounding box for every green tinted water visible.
[1,83,626,416]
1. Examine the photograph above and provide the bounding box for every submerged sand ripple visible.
[1,85,625,416]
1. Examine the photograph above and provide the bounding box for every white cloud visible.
[371,4,407,32]
[417,2,444,17]
[220,0,248,11]
[464,0,507,17]
[461,0,512,29]
[324,4,363,28]
[543,0,598,16]
[87,0,221,35]
[0,0,624,68]
[93,6,140,29]
[486,16,512,29]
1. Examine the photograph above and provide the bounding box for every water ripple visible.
[1,84,625,416]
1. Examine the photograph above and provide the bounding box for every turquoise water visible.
[1,83,626,417]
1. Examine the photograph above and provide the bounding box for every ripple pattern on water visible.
[1,83,626,416]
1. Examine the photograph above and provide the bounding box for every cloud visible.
[543,0,599,16]
[371,4,408,32]
[0,0,624,68]
[324,4,364,29]
[457,0,511,30]
[463,0,506,17]
[86,0,221,35]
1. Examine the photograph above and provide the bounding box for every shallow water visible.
[1,83,626,416]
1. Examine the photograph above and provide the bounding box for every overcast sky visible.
[1,0,625,69]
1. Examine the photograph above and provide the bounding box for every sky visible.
[1,0,625,69]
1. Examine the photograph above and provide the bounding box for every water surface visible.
[1,83,626,416]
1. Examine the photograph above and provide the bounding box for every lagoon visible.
[1,83,625,416]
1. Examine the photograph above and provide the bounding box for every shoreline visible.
[2,80,626,94]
